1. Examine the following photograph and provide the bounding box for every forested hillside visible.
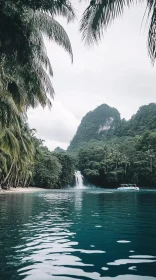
[117,103,156,137]
[68,103,156,151]
[54,147,65,153]
[68,103,156,188]
[78,132,156,187]
[68,104,121,151]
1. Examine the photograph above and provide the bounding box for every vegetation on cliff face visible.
[78,131,156,187]
[33,102,156,189]
[117,103,156,137]
[68,104,121,151]
[54,147,65,153]
[68,103,156,187]
[68,103,156,152]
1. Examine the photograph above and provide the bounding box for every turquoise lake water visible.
[0,188,156,280]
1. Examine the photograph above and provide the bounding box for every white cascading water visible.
[75,171,84,188]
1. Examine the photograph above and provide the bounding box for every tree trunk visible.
[150,157,153,172]
[3,160,15,185]
[16,178,19,188]
[24,175,29,188]
[22,174,27,188]
[116,161,118,169]
[14,166,19,188]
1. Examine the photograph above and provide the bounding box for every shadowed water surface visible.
[0,188,156,280]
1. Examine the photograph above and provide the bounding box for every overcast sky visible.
[28,1,156,151]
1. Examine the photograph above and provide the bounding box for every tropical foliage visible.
[32,141,75,188]
[68,104,121,151]
[0,0,74,110]
[80,0,156,64]
[67,103,156,188]
[54,147,65,153]
[0,0,75,189]
[68,103,156,151]
[78,131,156,188]
[1,0,156,190]
[0,121,35,189]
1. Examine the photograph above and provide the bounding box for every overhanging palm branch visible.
[0,6,74,110]
[0,127,20,159]
[31,32,53,76]
[33,11,73,61]
[147,3,156,63]
[80,0,133,45]
[0,0,74,111]
[80,0,156,63]
[0,153,7,173]
[0,91,19,128]
[14,0,75,22]
[0,0,75,66]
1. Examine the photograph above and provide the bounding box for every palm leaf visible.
[0,91,19,128]
[9,63,52,109]
[1,128,20,159]
[33,11,73,61]
[80,0,135,44]
[147,4,156,64]
[0,153,7,173]
[32,61,54,98]
[30,31,54,76]
[19,0,75,22]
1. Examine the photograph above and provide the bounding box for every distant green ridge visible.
[68,103,156,151]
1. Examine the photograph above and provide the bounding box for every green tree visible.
[33,148,62,188]
[0,0,76,188]
[32,144,75,189]
[55,153,75,186]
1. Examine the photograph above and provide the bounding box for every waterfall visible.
[75,171,83,188]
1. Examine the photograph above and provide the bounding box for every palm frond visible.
[49,0,75,22]
[9,62,52,109]
[32,61,54,98]
[0,91,19,128]
[19,0,76,22]
[41,0,76,22]
[2,128,20,159]
[34,11,73,61]
[80,0,134,45]
[30,31,53,75]
[146,0,155,14]
[0,153,7,173]
[147,4,156,64]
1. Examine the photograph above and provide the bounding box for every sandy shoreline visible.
[0,187,46,194]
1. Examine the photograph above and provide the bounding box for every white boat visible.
[117,184,139,191]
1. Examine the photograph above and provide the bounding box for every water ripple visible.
[0,189,156,280]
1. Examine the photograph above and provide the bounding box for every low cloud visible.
[28,101,80,150]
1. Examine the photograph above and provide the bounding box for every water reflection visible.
[0,189,156,280]
[74,190,83,211]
